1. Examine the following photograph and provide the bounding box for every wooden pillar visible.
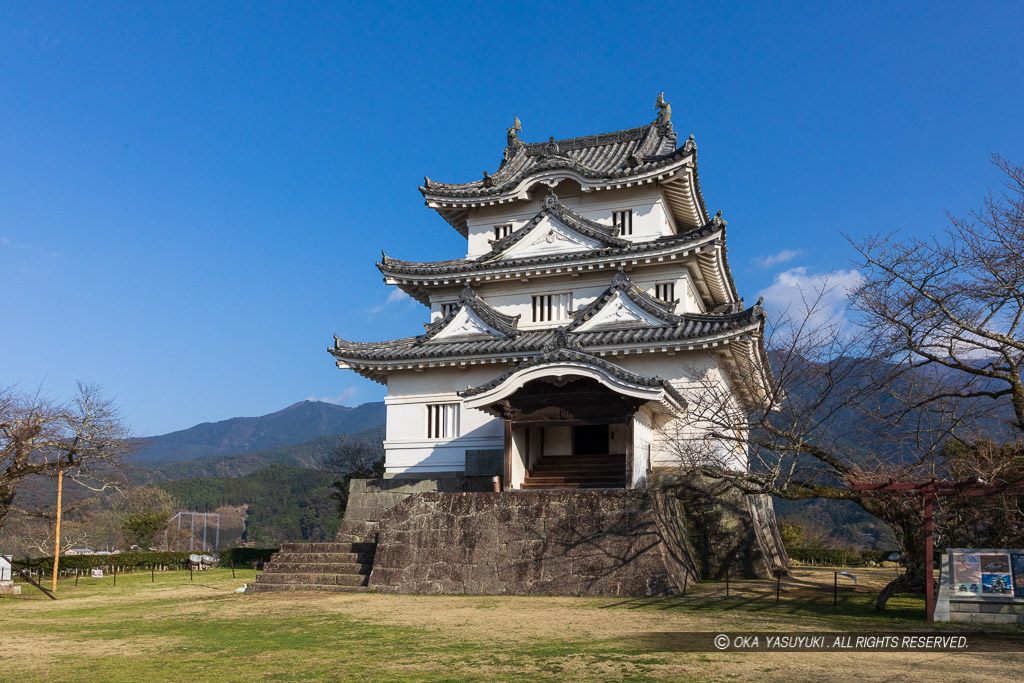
[503,420,512,492]
[51,469,63,593]
[624,420,634,490]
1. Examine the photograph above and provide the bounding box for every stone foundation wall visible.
[652,471,789,580]
[351,475,789,597]
[369,491,681,596]
[336,477,469,540]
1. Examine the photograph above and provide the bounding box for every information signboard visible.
[1012,555,1024,599]
[953,551,1021,598]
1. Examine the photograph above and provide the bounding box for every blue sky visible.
[1,2,1022,435]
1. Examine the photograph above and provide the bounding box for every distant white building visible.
[331,95,770,490]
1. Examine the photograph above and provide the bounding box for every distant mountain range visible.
[133,426,385,483]
[133,400,385,465]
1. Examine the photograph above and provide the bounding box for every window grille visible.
[441,302,458,317]
[426,403,460,439]
[612,210,633,236]
[494,224,513,240]
[655,282,675,302]
[532,292,572,322]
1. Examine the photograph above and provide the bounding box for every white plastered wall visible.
[380,347,747,477]
[384,366,507,475]
[632,408,654,488]
[428,263,706,327]
[464,184,678,258]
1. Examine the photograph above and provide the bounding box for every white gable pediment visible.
[430,307,505,341]
[498,215,604,260]
[575,291,672,331]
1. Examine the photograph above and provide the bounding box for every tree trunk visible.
[874,505,928,611]
[0,482,15,536]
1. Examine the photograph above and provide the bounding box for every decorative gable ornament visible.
[500,215,603,259]
[430,306,506,341]
[574,290,671,331]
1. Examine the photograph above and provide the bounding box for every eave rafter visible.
[379,222,730,307]
[329,303,766,387]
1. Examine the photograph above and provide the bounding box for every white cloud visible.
[369,288,411,313]
[308,387,358,405]
[753,248,802,268]
[758,266,863,331]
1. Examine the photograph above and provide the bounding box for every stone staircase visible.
[246,533,377,593]
[521,454,627,490]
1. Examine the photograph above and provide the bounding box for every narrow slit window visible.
[426,403,460,439]
[531,292,572,322]
[494,224,512,240]
[655,282,675,302]
[441,302,458,317]
[612,210,633,236]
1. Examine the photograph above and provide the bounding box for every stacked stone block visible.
[246,540,376,593]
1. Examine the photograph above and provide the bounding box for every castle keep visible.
[332,94,769,488]
[249,96,787,596]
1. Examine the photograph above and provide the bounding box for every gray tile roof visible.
[330,280,764,364]
[421,284,521,340]
[565,268,683,331]
[481,190,629,256]
[378,209,725,278]
[458,334,688,407]
[421,122,689,200]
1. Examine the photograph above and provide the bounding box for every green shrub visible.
[19,551,195,572]
[787,547,853,566]
[219,547,279,567]
[787,548,902,566]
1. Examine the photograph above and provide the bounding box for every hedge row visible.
[219,547,279,567]
[15,551,195,572]
[787,548,901,566]
[11,548,283,573]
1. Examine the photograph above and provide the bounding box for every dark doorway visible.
[573,425,608,455]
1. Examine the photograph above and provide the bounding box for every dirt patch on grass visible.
[0,630,188,677]
[3,568,1021,682]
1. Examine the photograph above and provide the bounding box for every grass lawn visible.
[1,566,1021,681]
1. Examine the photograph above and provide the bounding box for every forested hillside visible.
[156,465,342,545]
[134,400,385,464]
[132,426,385,483]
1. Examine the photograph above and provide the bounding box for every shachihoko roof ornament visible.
[654,91,671,126]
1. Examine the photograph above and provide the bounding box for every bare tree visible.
[323,434,384,514]
[0,383,135,536]
[661,283,957,605]
[662,155,1024,609]
[851,154,1024,436]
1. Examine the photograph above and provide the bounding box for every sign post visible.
[853,479,1024,621]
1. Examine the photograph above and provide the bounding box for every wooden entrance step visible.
[521,453,627,490]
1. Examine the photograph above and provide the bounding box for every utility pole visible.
[51,469,63,593]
